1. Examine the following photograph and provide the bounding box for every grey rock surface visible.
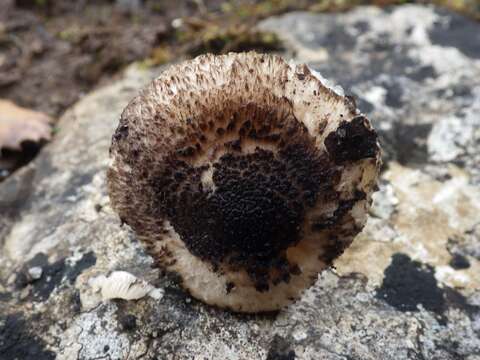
[1,4,479,360]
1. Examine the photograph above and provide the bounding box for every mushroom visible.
[107,52,380,312]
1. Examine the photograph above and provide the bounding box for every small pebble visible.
[292,329,308,342]
[251,324,260,334]
[28,266,43,280]
[148,288,164,300]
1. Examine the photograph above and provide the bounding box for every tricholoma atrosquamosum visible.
[107,52,380,312]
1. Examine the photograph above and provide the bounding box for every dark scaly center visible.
[152,105,338,289]
[175,146,319,263]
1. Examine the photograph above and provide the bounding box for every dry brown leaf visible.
[0,99,52,151]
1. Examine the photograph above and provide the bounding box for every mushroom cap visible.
[107,52,380,313]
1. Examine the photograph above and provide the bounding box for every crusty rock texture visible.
[1,5,480,360]
[107,52,380,312]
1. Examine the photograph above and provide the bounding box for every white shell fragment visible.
[89,271,164,301]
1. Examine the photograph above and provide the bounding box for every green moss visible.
[176,23,283,56]
[57,26,82,42]
[139,46,174,68]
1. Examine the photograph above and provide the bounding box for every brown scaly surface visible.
[107,52,380,312]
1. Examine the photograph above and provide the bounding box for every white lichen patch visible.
[428,87,480,168]
[435,265,471,288]
[5,216,94,263]
[157,323,266,360]
[5,214,39,260]
[351,5,439,46]
[370,183,399,220]
[336,162,480,292]
[362,86,387,106]
[57,304,133,360]
[75,172,110,223]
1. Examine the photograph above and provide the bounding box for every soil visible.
[0,0,227,117]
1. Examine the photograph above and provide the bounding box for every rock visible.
[27,266,43,280]
[0,5,479,359]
